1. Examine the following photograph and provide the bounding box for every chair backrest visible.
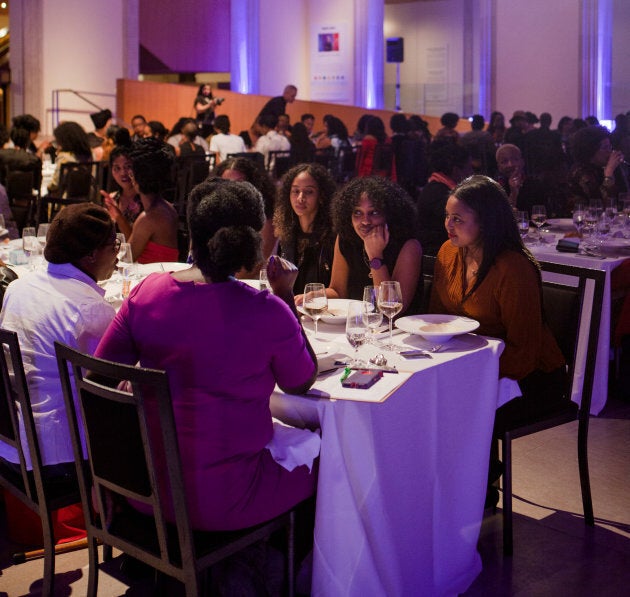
[5,170,37,232]
[538,261,605,418]
[420,254,436,313]
[267,149,292,179]
[54,342,198,578]
[226,151,265,170]
[58,161,101,201]
[0,329,47,508]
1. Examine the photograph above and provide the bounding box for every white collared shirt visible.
[0,262,116,467]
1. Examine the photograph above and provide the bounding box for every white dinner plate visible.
[546,218,574,231]
[298,298,352,325]
[395,314,479,343]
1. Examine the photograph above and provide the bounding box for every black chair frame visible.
[498,261,605,555]
[55,342,297,596]
[0,329,81,597]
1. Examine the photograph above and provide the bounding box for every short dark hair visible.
[214,115,231,134]
[440,112,460,128]
[12,114,41,134]
[470,114,485,130]
[570,125,610,165]
[187,178,265,281]
[10,127,31,150]
[258,114,278,130]
[301,113,315,122]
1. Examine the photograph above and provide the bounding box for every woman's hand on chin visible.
[363,223,389,258]
[267,255,298,299]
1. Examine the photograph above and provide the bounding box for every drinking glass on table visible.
[378,280,403,351]
[303,283,327,340]
[362,285,383,344]
[572,204,586,237]
[583,205,599,239]
[37,223,50,249]
[22,227,38,254]
[259,267,269,291]
[0,214,5,231]
[346,301,368,366]
[514,211,530,240]
[116,232,126,245]
[531,205,547,244]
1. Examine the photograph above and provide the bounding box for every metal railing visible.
[49,89,116,132]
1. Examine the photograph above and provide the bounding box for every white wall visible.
[258,0,308,98]
[612,0,630,115]
[495,0,581,121]
[384,0,466,117]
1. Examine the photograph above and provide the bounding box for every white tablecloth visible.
[529,243,628,414]
[271,322,520,597]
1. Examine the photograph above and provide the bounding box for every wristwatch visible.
[369,257,384,270]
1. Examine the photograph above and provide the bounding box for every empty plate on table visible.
[395,314,479,343]
[298,298,352,325]
[546,218,574,231]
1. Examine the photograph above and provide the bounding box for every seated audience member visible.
[87,109,113,161]
[146,120,169,142]
[254,114,291,168]
[47,121,93,195]
[487,111,506,147]
[130,114,148,142]
[408,114,432,146]
[352,114,372,145]
[461,114,497,175]
[167,118,209,153]
[175,120,206,158]
[301,113,316,138]
[314,115,351,156]
[289,122,316,164]
[495,143,549,214]
[417,141,472,256]
[274,163,336,297]
[0,126,43,193]
[277,114,292,139]
[568,125,627,206]
[123,138,179,264]
[213,157,277,264]
[434,112,460,142]
[12,114,52,159]
[326,176,422,314]
[101,145,143,238]
[100,124,131,163]
[610,113,630,158]
[95,178,318,532]
[504,110,529,150]
[429,175,567,432]
[356,116,395,179]
[390,113,428,199]
[209,115,246,162]
[0,203,117,474]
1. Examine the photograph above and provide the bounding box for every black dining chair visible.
[0,329,82,597]
[55,342,300,597]
[496,262,605,555]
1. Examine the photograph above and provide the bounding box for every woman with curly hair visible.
[96,178,318,532]
[212,156,277,264]
[327,176,422,313]
[274,163,336,297]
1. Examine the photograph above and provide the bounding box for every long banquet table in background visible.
[529,241,629,415]
[271,321,520,596]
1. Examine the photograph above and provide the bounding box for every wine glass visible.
[116,232,126,245]
[346,301,368,366]
[572,204,586,237]
[514,211,530,240]
[531,205,547,244]
[362,285,383,344]
[303,283,327,340]
[117,242,133,274]
[0,214,5,231]
[378,280,403,351]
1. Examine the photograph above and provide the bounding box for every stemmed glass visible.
[37,223,50,250]
[572,203,586,237]
[362,285,383,344]
[378,280,403,351]
[117,242,133,273]
[303,283,327,340]
[345,301,368,366]
[514,211,530,240]
[531,205,547,244]
[22,227,38,253]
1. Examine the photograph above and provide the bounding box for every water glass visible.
[378,280,403,351]
[259,267,269,291]
[37,223,50,249]
[531,205,547,244]
[362,285,383,343]
[514,211,529,240]
[117,242,133,276]
[346,301,368,366]
[0,214,5,230]
[22,227,38,253]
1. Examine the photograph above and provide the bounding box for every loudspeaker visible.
[386,38,404,63]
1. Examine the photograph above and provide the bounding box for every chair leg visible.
[577,415,595,526]
[40,513,56,597]
[86,535,100,597]
[287,510,296,597]
[501,434,514,556]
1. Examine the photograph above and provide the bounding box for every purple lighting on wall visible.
[231,0,259,95]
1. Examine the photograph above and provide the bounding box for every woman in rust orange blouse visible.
[429,175,567,431]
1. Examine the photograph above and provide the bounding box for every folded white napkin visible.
[265,419,321,472]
